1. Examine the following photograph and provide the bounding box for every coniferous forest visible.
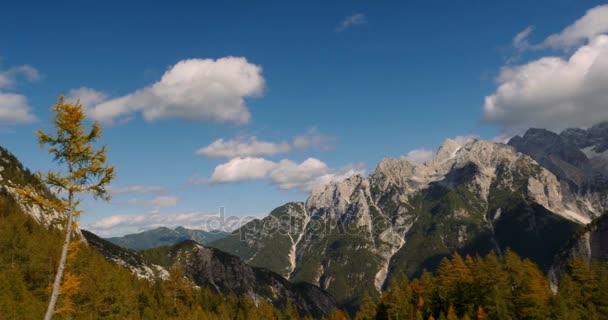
[3,3,608,318]
[3,188,608,319]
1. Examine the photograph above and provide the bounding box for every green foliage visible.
[0,196,306,319]
[359,251,608,320]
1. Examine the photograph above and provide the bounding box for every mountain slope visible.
[0,147,64,228]
[0,146,336,318]
[211,139,587,309]
[141,240,336,317]
[509,123,608,221]
[209,202,309,278]
[107,226,228,250]
[549,211,608,286]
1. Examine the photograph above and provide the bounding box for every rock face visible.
[107,226,229,250]
[0,146,168,280]
[0,147,64,229]
[0,146,335,319]
[211,139,587,310]
[143,240,337,318]
[509,123,608,221]
[82,230,169,280]
[549,213,608,287]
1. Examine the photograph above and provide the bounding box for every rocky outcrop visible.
[0,147,65,229]
[212,138,586,310]
[510,123,608,220]
[82,230,168,280]
[187,245,336,318]
[146,240,337,318]
[549,213,608,287]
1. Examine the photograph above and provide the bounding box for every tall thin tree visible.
[17,96,115,320]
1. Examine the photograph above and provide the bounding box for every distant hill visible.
[106,226,229,250]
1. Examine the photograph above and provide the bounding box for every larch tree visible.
[17,96,114,320]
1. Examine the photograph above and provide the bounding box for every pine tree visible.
[355,292,377,320]
[476,306,487,320]
[446,305,458,320]
[16,96,115,319]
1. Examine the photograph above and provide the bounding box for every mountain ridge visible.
[106,226,229,250]
[211,132,607,309]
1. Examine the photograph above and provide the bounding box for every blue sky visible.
[2,0,608,236]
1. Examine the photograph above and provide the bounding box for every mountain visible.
[82,229,169,280]
[508,122,608,221]
[0,147,64,229]
[107,226,229,250]
[211,138,594,310]
[0,146,336,318]
[549,211,608,287]
[141,240,336,317]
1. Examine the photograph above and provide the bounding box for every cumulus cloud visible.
[0,64,39,123]
[292,128,335,151]
[405,149,435,164]
[543,5,608,49]
[0,65,40,88]
[67,87,109,108]
[336,13,367,32]
[82,57,264,124]
[86,210,260,237]
[0,92,37,123]
[484,34,608,132]
[405,135,479,163]
[210,157,277,183]
[513,26,535,51]
[209,157,364,192]
[269,158,331,190]
[197,137,291,159]
[108,185,165,195]
[196,128,334,159]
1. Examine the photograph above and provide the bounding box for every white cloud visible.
[197,136,291,159]
[452,135,479,145]
[0,64,39,123]
[0,92,36,123]
[210,157,277,183]
[269,158,331,190]
[84,57,264,124]
[67,87,109,108]
[543,5,608,49]
[513,26,534,51]
[86,211,260,237]
[336,13,367,32]
[108,185,165,195]
[292,128,335,151]
[484,34,608,132]
[196,128,334,159]
[405,149,434,164]
[404,135,479,163]
[209,157,364,192]
[0,65,40,89]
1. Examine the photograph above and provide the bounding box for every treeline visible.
[354,251,608,320]
[3,190,608,319]
[0,195,306,320]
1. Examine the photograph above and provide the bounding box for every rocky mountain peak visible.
[0,147,65,229]
[307,173,368,213]
[434,138,464,164]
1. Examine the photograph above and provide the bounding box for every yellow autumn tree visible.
[17,96,114,320]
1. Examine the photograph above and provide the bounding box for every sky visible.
[1,0,608,236]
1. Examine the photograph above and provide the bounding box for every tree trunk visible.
[43,201,74,320]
